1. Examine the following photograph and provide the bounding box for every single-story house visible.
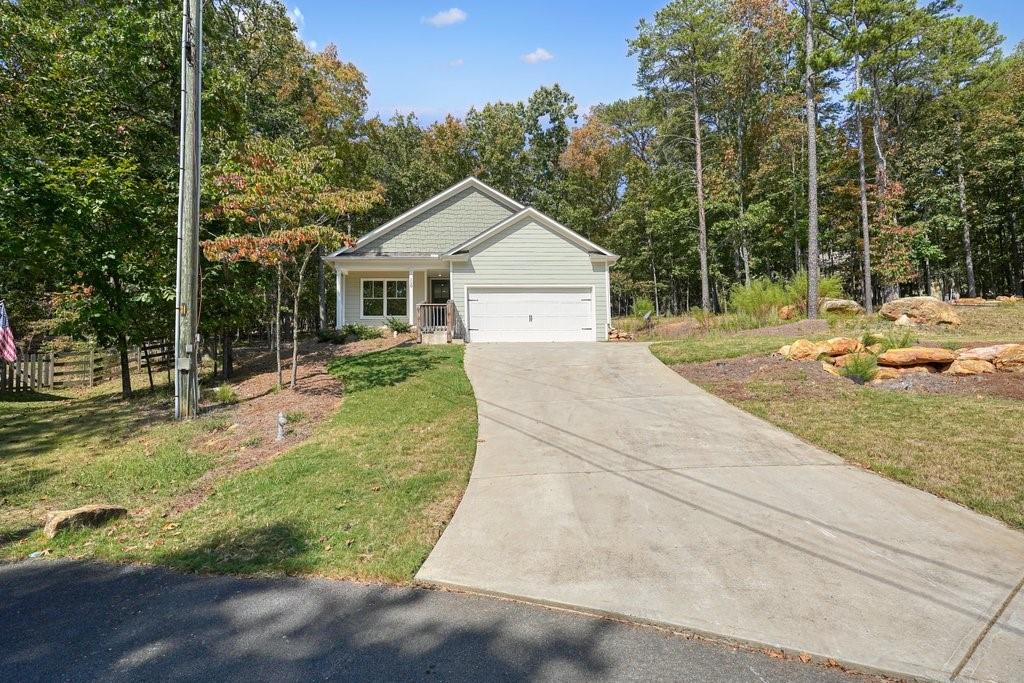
[324,177,619,343]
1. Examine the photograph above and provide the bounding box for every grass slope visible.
[2,346,478,581]
[650,304,1024,529]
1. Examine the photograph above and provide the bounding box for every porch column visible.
[335,268,345,329]
[408,269,415,323]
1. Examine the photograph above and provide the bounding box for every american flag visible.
[0,301,16,363]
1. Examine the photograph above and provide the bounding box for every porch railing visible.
[417,301,455,341]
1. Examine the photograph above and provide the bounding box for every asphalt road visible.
[0,559,867,682]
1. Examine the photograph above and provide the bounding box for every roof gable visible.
[443,207,617,261]
[331,177,523,257]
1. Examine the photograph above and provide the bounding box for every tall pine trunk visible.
[275,264,282,389]
[290,250,315,388]
[316,245,326,331]
[854,53,873,313]
[1013,212,1024,296]
[803,0,820,319]
[693,91,711,311]
[117,332,132,399]
[955,116,976,297]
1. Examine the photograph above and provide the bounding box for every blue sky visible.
[287,1,1023,124]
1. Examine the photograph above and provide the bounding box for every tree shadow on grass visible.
[0,391,68,403]
[155,522,317,576]
[327,347,443,394]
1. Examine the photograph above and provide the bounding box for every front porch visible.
[329,259,458,342]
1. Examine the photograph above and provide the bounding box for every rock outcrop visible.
[879,296,961,326]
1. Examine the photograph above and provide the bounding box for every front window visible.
[362,279,407,317]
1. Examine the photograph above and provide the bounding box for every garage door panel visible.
[467,287,594,342]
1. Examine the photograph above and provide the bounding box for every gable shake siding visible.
[354,188,514,255]
[450,218,610,341]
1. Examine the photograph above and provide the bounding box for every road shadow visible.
[0,559,621,682]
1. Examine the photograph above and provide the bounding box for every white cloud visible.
[448,58,464,67]
[424,8,467,28]
[521,47,553,64]
[290,6,305,28]
[308,40,318,51]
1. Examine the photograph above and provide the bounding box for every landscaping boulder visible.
[873,367,901,381]
[779,304,798,320]
[952,297,989,306]
[994,345,1024,373]
[786,339,830,360]
[944,359,996,376]
[871,365,936,382]
[893,314,914,327]
[879,296,961,326]
[43,504,127,539]
[877,347,955,367]
[820,361,842,376]
[820,298,864,315]
[823,337,863,356]
[955,343,1019,362]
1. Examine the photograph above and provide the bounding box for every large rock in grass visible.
[786,339,831,360]
[877,347,955,367]
[994,345,1024,373]
[873,366,936,382]
[43,504,127,539]
[944,359,996,376]
[779,304,798,321]
[833,352,874,368]
[879,296,961,326]
[820,298,864,315]
[824,337,863,356]
[956,344,1020,362]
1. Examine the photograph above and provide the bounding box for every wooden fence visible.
[0,340,173,393]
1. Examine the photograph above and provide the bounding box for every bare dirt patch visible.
[674,355,844,402]
[171,333,415,513]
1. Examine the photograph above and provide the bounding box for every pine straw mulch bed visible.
[675,353,1024,401]
[171,333,415,513]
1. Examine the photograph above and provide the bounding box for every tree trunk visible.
[954,118,976,297]
[221,331,233,379]
[316,245,326,331]
[854,54,873,313]
[1013,212,1024,297]
[803,0,820,319]
[693,93,711,311]
[275,264,283,389]
[290,251,315,388]
[117,332,132,399]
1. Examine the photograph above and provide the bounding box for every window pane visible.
[387,297,407,315]
[363,280,384,298]
[363,298,383,316]
[386,281,407,297]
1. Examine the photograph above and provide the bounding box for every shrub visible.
[728,278,788,324]
[211,384,238,405]
[385,316,412,333]
[632,297,655,318]
[839,353,878,384]
[784,270,844,313]
[318,324,384,343]
[881,327,916,351]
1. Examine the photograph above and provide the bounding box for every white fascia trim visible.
[329,177,524,257]
[442,207,617,259]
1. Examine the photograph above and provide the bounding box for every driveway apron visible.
[416,343,1024,682]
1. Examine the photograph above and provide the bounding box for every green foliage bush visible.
[211,384,239,405]
[728,278,788,324]
[385,316,413,333]
[317,324,385,344]
[729,271,847,324]
[632,297,655,318]
[838,353,878,384]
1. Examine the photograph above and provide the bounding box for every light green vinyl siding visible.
[342,270,428,325]
[450,219,609,341]
[354,188,513,255]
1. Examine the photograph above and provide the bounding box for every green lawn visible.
[1,346,478,581]
[649,306,1024,530]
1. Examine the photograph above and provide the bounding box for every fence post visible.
[88,347,95,387]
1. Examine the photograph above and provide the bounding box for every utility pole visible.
[174,0,202,419]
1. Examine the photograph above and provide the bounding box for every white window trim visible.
[360,277,409,319]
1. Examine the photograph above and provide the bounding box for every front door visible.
[430,279,451,304]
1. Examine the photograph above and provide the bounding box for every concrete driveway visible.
[417,343,1024,682]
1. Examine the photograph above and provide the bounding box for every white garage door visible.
[467,287,595,342]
